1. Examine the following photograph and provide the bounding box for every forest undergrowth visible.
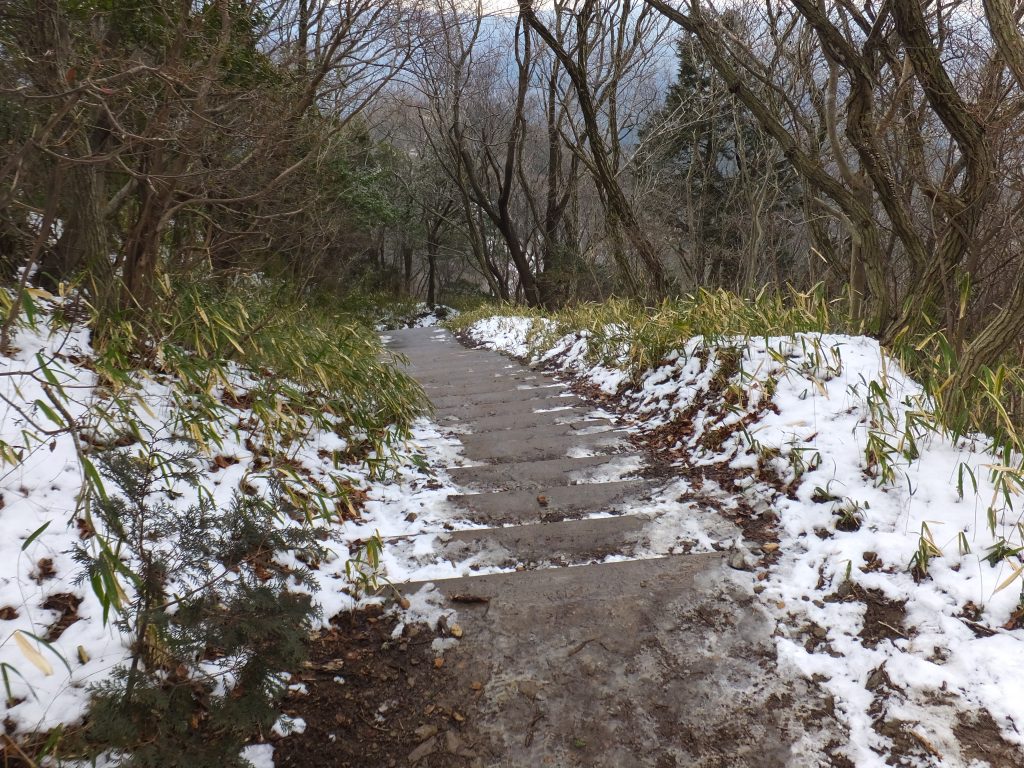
[0,278,425,766]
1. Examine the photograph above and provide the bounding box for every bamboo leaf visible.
[14,631,53,676]
[21,521,50,551]
[994,561,1024,594]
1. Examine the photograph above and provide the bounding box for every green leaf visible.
[80,456,108,502]
[21,521,51,551]
[34,400,65,428]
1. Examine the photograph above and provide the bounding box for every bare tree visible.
[520,0,673,297]
[644,0,1024,387]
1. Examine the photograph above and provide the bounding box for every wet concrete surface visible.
[383,327,843,767]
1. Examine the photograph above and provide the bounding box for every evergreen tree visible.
[78,450,320,767]
[639,18,800,290]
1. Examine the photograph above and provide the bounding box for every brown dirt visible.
[955,708,1024,766]
[858,589,909,648]
[42,592,82,641]
[821,583,910,650]
[271,605,487,768]
[873,718,944,766]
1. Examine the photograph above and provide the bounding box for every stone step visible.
[458,419,619,445]
[432,393,583,419]
[437,515,650,567]
[419,372,547,391]
[448,453,643,491]
[458,429,627,464]
[441,407,597,433]
[390,555,835,767]
[448,480,651,524]
[399,351,510,366]
[428,383,570,410]
[374,326,845,767]
[400,360,520,377]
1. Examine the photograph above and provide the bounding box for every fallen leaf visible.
[470,681,482,691]
[452,711,465,722]
[433,657,444,669]
[76,516,95,540]
[35,558,56,581]
[26,287,56,301]
[14,631,53,676]
[762,542,780,553]
[212,455,238,470]
[450,624,463,638]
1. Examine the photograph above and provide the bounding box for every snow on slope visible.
[0,302,474,745]
[465,314,1024,766]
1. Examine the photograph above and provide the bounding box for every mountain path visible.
[375,327,845,768]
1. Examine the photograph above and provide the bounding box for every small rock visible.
[408,736,437,764]
[866,666,890,692]
[433,657,445,669]
[414,723,438,741]
[811,625,827,639]
[517,680,541,699]
[728,552,751,571]
[835,580,854,599]
[445,730,463,753]
[761,542,779,553]
[450,624,463,638]
[405,512,418,522]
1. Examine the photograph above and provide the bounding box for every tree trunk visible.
[402,242,414,295]
[521,2,670,298]
[37,159,109,293]
[426,244,437,308]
